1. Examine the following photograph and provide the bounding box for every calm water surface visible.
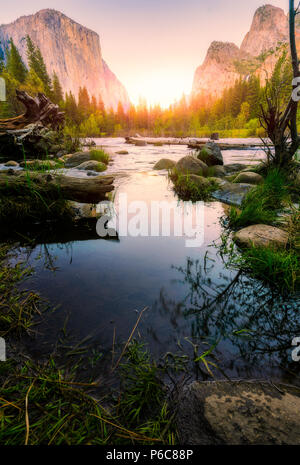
[11,139,300,384]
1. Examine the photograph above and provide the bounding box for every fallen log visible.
[125,136,271,149]
[0,90,65,131]
[0,171,115,203]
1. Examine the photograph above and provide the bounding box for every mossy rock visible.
[207,165,226,178]
[197,142,223,167]
[181,174,211,189]
[153,158,176,170]
[65,152,91,168]
[233,172,264,185]
[77,160,107,172]
[176,156,208,177]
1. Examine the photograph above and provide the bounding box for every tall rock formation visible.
[240,4,288,56]
[192,41,242,98]
[0,9,130,110]
[192,4,291,98]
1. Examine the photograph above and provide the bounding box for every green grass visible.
[22,159,64,172]
[93,162,107,173]
[0,173,74,227]
[0,342,177,445]
[0,245,41,337]
[89,149,110,165]
[235,246,300,293]
[228,168,290,228]
[118,341,164,426]
[170,172,218,202]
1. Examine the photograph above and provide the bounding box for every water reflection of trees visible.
[157,256,300,381]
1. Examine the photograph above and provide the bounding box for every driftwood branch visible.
[0,91,65,131]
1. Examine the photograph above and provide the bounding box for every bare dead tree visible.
[259,0,300,168]
[0,90,65,131]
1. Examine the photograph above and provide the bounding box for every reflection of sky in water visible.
[14,139,299,384]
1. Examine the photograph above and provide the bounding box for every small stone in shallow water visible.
[4,160,19,167]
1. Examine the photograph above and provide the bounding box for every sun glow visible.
[127,72,192,109]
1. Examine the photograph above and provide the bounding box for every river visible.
[8,138,300,384]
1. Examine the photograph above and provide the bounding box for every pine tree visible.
[78,86,91,119]
[247,75,261,119]
[98,96,106,116]
[26,35,52,94]
[6,39,27,83]
[52,72,63,104]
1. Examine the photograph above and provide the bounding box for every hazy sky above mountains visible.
[1,0,287,106]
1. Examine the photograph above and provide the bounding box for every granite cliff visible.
[0,9,130,110]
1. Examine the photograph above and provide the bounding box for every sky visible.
[1,0,288,107]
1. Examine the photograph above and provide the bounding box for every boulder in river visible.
[65,152,91,168]
[234,224,289,249]
[153,159,176,170]
[208,165,226,178]
[180,174,211,189]
[115,150,129,155]
[224,163,251,174]
[233,171,263,185]
[176,156,208,177]
[211,182,254,206]
[176,380,300,445]
[77,160,106,172]
[197,142,223,166]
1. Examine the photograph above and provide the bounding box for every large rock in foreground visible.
[197,142,223,166]
[176,381,300,445]
[234,224,289,249]
[176,156,208,177]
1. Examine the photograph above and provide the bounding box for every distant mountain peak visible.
[192,4,289,98]
[240,4,287,56]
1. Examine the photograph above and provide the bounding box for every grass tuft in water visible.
[89,149,110,165]
[0,245,41,337]
[228,168,291,228]
[235,246,300,293]
[170,171,218,202]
